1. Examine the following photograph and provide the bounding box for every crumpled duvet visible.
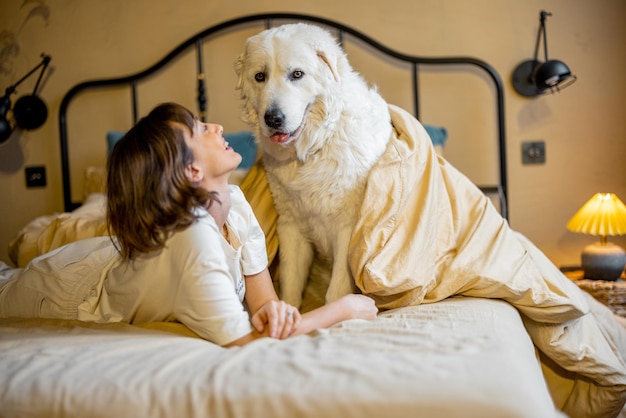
[349,104,626,417]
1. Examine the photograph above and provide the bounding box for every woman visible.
[0,102,377,347]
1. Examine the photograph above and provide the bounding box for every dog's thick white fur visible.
[236,23,392,308]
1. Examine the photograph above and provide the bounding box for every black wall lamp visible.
[512,11,576,97]
[0,53,52,144]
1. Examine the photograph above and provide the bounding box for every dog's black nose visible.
[264,109,285,129]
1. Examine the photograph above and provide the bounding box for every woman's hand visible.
[232,294,377,347]
[250,300,302,339]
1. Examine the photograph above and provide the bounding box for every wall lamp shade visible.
[512,11,577,97]
[0,54,51,144]
[567,193,626,281]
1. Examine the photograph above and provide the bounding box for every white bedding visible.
[0,297,564,418]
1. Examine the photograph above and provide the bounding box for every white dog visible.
[236,23,392,308]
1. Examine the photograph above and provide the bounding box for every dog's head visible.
[235,23,353,161]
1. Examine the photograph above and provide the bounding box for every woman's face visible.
[185,119,242,183]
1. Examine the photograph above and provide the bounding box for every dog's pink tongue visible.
[270,133,290,143]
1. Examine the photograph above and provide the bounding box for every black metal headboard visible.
[58,12,507,218]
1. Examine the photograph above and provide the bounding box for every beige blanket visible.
[349,104,626,417]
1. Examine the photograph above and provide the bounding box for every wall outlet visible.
[521,141,546,164]
[25,166,47,188]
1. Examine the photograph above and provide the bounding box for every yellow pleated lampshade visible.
[566,193,626,237]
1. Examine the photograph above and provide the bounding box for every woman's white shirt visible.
[78,186,268,345]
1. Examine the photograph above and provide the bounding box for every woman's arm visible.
[292,294,378,336]
[244,269,378,335]
[225,293,378,347]
[243,268,280,313]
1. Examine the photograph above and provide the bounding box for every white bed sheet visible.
[0,297,563,418]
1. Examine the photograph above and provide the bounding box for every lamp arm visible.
[540,11,551,62]
[532,18,542,63]
[532,11,552,64]
[3,53,51,98]
[31,54,51,95]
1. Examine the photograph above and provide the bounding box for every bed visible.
[2,13,625,418]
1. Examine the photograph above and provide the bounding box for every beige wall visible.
[0,0,625,268]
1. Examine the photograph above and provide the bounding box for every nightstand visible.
[561,267,626,317]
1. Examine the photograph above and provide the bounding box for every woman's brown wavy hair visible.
[107,103,218,260]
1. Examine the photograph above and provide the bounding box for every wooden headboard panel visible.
[58,12,507,218]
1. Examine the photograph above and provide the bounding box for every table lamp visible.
[566,193,626,281]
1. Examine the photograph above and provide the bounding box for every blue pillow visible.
[423,124,448,148]
[106,130,125,156]
[106,130,258,169]
[224,131,257,168]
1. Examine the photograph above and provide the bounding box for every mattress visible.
[0,297,563,418]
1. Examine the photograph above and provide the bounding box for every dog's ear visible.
[235,53,245,90]
[314,34,351,84]
[316,50,340,83]
[233,51,258,126]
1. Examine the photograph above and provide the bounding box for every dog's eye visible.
[291,70,304,80]
[254,72,266,82]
